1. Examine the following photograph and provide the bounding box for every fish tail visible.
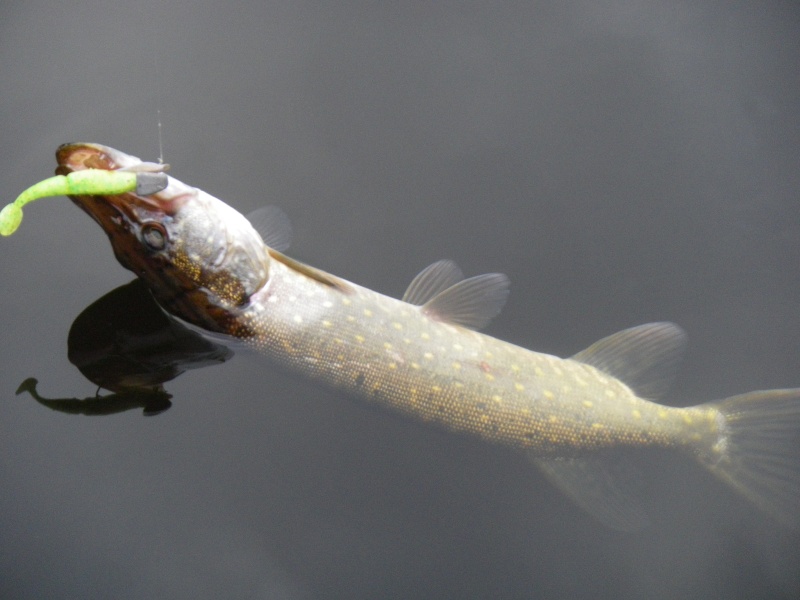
[697,389,800,526]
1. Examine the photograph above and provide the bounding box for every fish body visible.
[50,143,800,529]
[243,256,713,455]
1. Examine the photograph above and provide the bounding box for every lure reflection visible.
[8,142,800,530]
[16,377,173,417]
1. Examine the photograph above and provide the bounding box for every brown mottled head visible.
[56,143,270,335]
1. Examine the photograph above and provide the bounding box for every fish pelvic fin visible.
[402,259,464,305]
[530,453,650,531]
[696,389,800,527]
[421,272,510,330]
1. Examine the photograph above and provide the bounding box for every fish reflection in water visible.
[16,279,232,416]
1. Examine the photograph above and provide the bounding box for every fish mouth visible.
[55,142,194,228]
[56,142,142,173]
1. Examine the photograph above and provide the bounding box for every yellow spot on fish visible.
[342,298,352,306]
[682,413,694,425]
[534,367,545,377]
[632,409,641,419]
[432,385,442,392]
[392,322,403,330]
[355,335,365,343]
[582,400,593,408]
[548,415,558,423]
[591,423,605,429]
[411,362,420,370]
[363,309,373,317]
[454,381,464,388]
[514,382,525,391]
[293,315,303,323]
[553,367,563,376]
[604,389,616,398]
[383,342,393,349]
[484,373,495,381]
[322,320,332,328]
[453,343,463,351]
[492,395,502,404]
[334,338,344,345]
[403,338,412,344]
[388,363,397,370]
[424,352,434,360]
[575,377,588,387]
[452,362,462,370]
[511,364,521,373]
[658,408,669,420]
[346,315,356,322]
[480,414,490,424]
[543,390,555,399]
[421,332,430,340]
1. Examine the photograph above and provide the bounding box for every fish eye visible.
[141,222,167,251]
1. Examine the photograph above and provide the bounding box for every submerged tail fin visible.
[699,389,800,526]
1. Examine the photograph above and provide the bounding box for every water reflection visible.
[16,279,232,416]
[16,377,173,416]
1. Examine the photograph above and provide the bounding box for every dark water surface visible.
[2,2,799,599]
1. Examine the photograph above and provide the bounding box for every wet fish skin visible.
[242,257,713,455]
[51,143,800,530]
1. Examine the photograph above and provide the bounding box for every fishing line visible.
[149,2,165,165]
[154,52,165,165]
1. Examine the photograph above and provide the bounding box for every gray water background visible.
[1,2,798,598]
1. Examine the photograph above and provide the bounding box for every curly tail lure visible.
[1,166,168,236]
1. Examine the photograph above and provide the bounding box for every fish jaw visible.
[55,143,271,335]
[55,143,198,310]
[55,142,195,220]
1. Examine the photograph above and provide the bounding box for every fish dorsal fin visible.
[402,260,464,305]
[421,272,510,330]
[571,322,687,400]
[531,454,649,531]
[267,248,353,294]
[247,205,293,252]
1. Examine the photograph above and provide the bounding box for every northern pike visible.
[21,143,800,529]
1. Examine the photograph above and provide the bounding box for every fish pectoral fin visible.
[402,259,464,305]
[267,249,353,294]
[531,453,650,531]
[246,205,293,252]
[420,272,510,330]
[570,322,687,400]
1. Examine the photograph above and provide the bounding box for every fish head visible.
[56,143,270,334]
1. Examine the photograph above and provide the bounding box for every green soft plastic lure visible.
[1,167,168,236]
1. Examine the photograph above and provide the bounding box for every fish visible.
[53,142,800,530]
